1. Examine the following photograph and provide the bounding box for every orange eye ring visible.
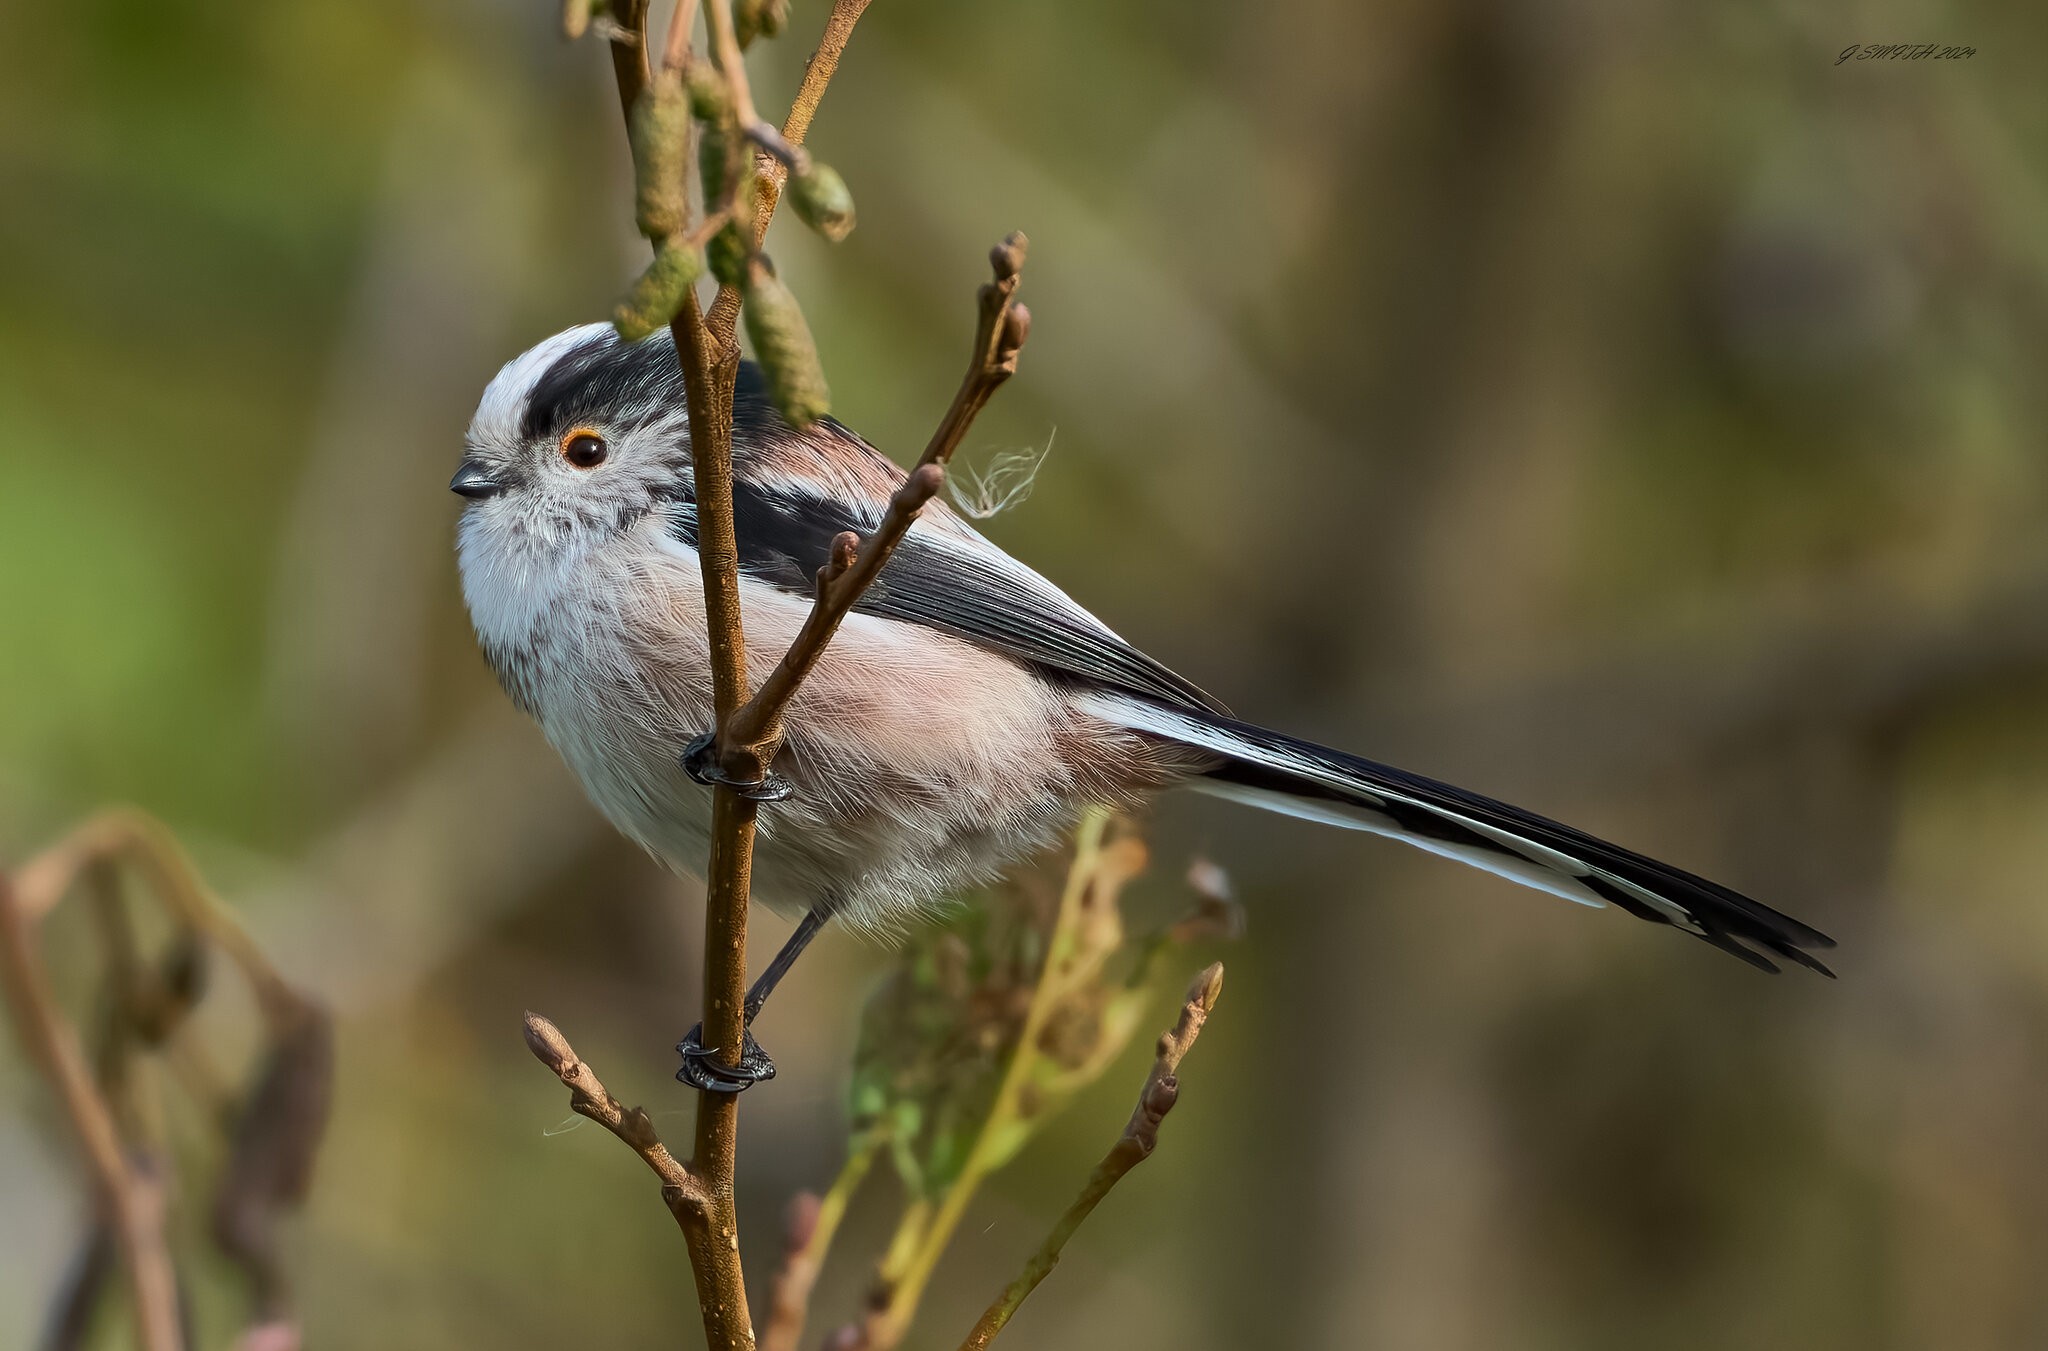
[560,429,608,469]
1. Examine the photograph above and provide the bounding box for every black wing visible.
[666,442,1226,717]
[742,479,1224,715]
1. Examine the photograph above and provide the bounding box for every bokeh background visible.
[5,1,2048,1347]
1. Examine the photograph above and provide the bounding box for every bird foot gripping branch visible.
[676,1024,778,1093]
[681,731,794,802]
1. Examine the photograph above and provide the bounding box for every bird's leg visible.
[676,907,828,1094]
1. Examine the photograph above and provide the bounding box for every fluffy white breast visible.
[456,507,586,657]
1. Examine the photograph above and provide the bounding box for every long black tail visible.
[1085,693,1835,975]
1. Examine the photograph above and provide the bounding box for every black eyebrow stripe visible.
[521,332,686,440]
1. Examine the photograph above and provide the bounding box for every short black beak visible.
[449,459,504,500]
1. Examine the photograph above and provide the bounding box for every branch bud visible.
[523,1012,575,1072]
[788,160,857,243]
[998,303,1031,370]
[613,238,705,341]
[817,530,861,592]
[628,71,691,240]
[989,230,1029,280]
[743,255,831,427]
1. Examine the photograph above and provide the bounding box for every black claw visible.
[675,1023,777,1094]
[681,733,794,802]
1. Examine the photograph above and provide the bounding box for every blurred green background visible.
[5,0,2048,1347]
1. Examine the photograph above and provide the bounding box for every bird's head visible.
[453,322,697,557]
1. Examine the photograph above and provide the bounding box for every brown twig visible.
[15,810,306,1027]
[596,0,759,1344]
[661,0,699,72]
[761,1137,881,1351]
[706,0,874,339]
[574,10,1034,1349]
[775,0,871,169]
[702,0,763,131]
[0,870,184,1351]
[955,963,1225,1351]
[601,0,653,115]
[212,1008,334,1329]
[524,1012,705,1206]
[719,233,1032,769]
[760,1193,823,1351]
[526,1008,787,1346]
[6,810,330,1348]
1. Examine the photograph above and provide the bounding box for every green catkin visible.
[707,223,751,288]
[742,258,830,427]
[698,118,731,210]
[788,161,857,242]
[612,239,704,341]
[684,64,728,120]
[628,71,690,240]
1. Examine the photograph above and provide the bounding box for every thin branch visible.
[955,964,1226,1351]
[760,1192,821,1351]
[11,809,330,1347]
[742,119,809,172]
[661,0,699,72]
[14,810,308,1028]
[706,0,874,338]
[41,1223,116,1351]
[523,1012,704,1205]
[0,871,183,1351]
[600,1,757,1345]
[702,0,763,131]
[719,233,1032,767]
[211,1007,334,1332]
[761,1139,880,1351]
[777,0,872,161]
[525,1012,779,1349]
[578,12,1030,1350]
[601,0,653,119]
[688,205,738,249]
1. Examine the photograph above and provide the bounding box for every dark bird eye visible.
[561,431,608,469]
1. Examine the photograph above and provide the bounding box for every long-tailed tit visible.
[454,323,1834,1091]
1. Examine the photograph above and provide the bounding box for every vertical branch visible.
[603,0,653,113]
[580,9,1022,1350]
[0,871,183,1351]
[602,1,759,1345]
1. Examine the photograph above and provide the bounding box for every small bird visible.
[454,323,1834,1091]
